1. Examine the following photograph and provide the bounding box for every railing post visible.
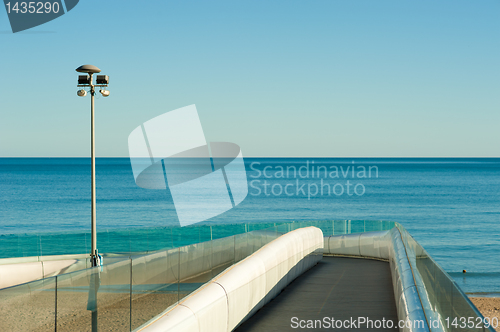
[210,234,214,278]
[177,247,180,302]
[129,258,133,332]
[54,276,57,332]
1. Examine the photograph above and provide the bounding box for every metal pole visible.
[90,74,98,266]
[76,66,103,332]
[89,73,99,332]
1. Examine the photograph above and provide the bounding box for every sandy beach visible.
[470,297,500,332]
[0,289,180,332]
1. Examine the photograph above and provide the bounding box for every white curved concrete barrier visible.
[324,230,391,259]
[0,259,85,289]
[0,252,139,289]
[137,226,323,332]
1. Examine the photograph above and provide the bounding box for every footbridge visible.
[0,221,492,332]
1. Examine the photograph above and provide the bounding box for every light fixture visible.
[100,89,110,97]
[77,89,87,97]
[78,75,91,85]
[96,75,109,85]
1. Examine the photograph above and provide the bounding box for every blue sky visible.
[1,0,499,157]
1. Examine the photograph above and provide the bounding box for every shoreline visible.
[469,296,500,332]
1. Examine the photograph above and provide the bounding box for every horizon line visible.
[1,156,499,159]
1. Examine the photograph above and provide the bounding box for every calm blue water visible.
[1,158,499,294]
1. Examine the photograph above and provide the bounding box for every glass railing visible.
[279,220,395,237]
[0,226,284,331]
[395,223,495,332]
[0,220,395,260]
[0,223,282,260]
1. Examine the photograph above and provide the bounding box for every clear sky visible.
[1,0,499,157]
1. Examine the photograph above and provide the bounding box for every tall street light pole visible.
[76,64,110,267]
[76,65,110,332]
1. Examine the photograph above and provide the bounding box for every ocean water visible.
[1,157,499,294]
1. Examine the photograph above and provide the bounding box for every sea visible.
[1,157,499,295]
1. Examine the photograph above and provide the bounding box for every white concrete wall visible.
[0,253,134,289]
[323,230,391,259]
[0,258,86,289]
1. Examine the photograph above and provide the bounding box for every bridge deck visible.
[236,256,399,332]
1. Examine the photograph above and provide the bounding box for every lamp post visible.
[76,64,110,267]
[76,64,109,332]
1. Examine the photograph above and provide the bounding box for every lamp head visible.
[76,64,101,74]
[78,75,91,85]
[96,75,109,85]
